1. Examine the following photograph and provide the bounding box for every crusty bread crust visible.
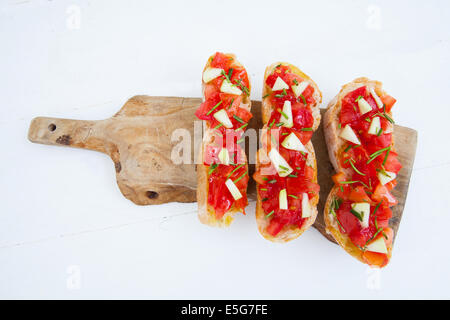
[197,53,251,227]
[255,62,322,242]
[323,77,394,266]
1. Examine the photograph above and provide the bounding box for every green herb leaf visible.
[227,68,233,79]
[206,101,222,115]
[265,210,275,219]
[339,180,359,184]
[383,147,390,166]
[236,123,248,131]
[233,170,248,184]
[367,146,391,164]
[227,164,244,179]
[349,159,366,176]
[233,114,245,123]
[350,208,363,221]
[280,109,289,119]
[208,164,218,175]
[299,94,306,105]
[268,119,276,129]
[344,144,353,153]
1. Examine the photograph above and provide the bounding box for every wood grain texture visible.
[28,96,417,243]
[28,96,199,205]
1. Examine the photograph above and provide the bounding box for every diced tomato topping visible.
[256,64,323,235]
[198,52,251,217]
[266,219,285,237]
[208,163,248,219]
[210,52,232,70]
[372,183,398,207]
[330,85,400,261]
[265,65,316,109]
[195,52,250,132]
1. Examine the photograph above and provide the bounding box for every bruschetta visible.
[323,77,401,267]
[195,52,252,227]
[253,63,322,242]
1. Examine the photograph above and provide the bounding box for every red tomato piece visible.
[372,183,398,207]
[381,95,396,112]
[266,218,285,237]
[332,172,346,184]
[348,186,372,203]
[384,151,402,174]
[210,52,231,70]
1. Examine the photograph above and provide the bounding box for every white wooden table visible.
[1,0,449,299]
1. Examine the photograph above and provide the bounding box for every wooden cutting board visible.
[28,96,417,243]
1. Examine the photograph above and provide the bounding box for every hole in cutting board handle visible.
[146,191,159,199]
[48,123,56,132]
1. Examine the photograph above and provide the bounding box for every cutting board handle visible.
[28,117,108,153]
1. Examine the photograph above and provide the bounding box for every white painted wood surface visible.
[1,0,449,299]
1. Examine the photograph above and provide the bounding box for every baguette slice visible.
[255,62,322,242]
[197,53,251,227]
[323,77,396,267]
[197,131,248,227]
